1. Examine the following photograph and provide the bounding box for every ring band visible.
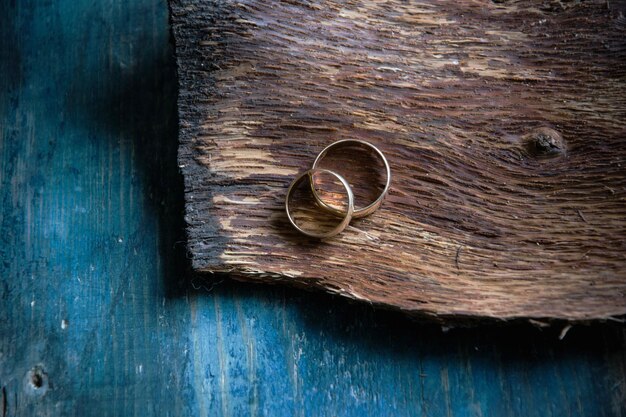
[310,139,391,219]
[285,168,354,239]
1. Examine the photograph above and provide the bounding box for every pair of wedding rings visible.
[285,140,391,239]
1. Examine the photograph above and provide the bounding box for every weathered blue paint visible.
[1,0,625,416]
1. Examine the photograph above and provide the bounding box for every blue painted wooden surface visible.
[1,0,625,415]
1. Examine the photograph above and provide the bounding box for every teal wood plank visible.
[1,0,625,416]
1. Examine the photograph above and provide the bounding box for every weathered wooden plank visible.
[0,0,193,415]
[171,0,626,320]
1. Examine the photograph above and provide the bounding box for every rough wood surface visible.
[171,0,626,320]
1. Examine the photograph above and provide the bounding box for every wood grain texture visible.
[171,0,626,320]
[3,1,626,416]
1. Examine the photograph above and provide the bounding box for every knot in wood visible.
[24,366,49,396]
[524,127,565,158]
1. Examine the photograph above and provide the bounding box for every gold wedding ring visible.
[310,139,391,219]
[285,169,354,239]
[285,140,391,239]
